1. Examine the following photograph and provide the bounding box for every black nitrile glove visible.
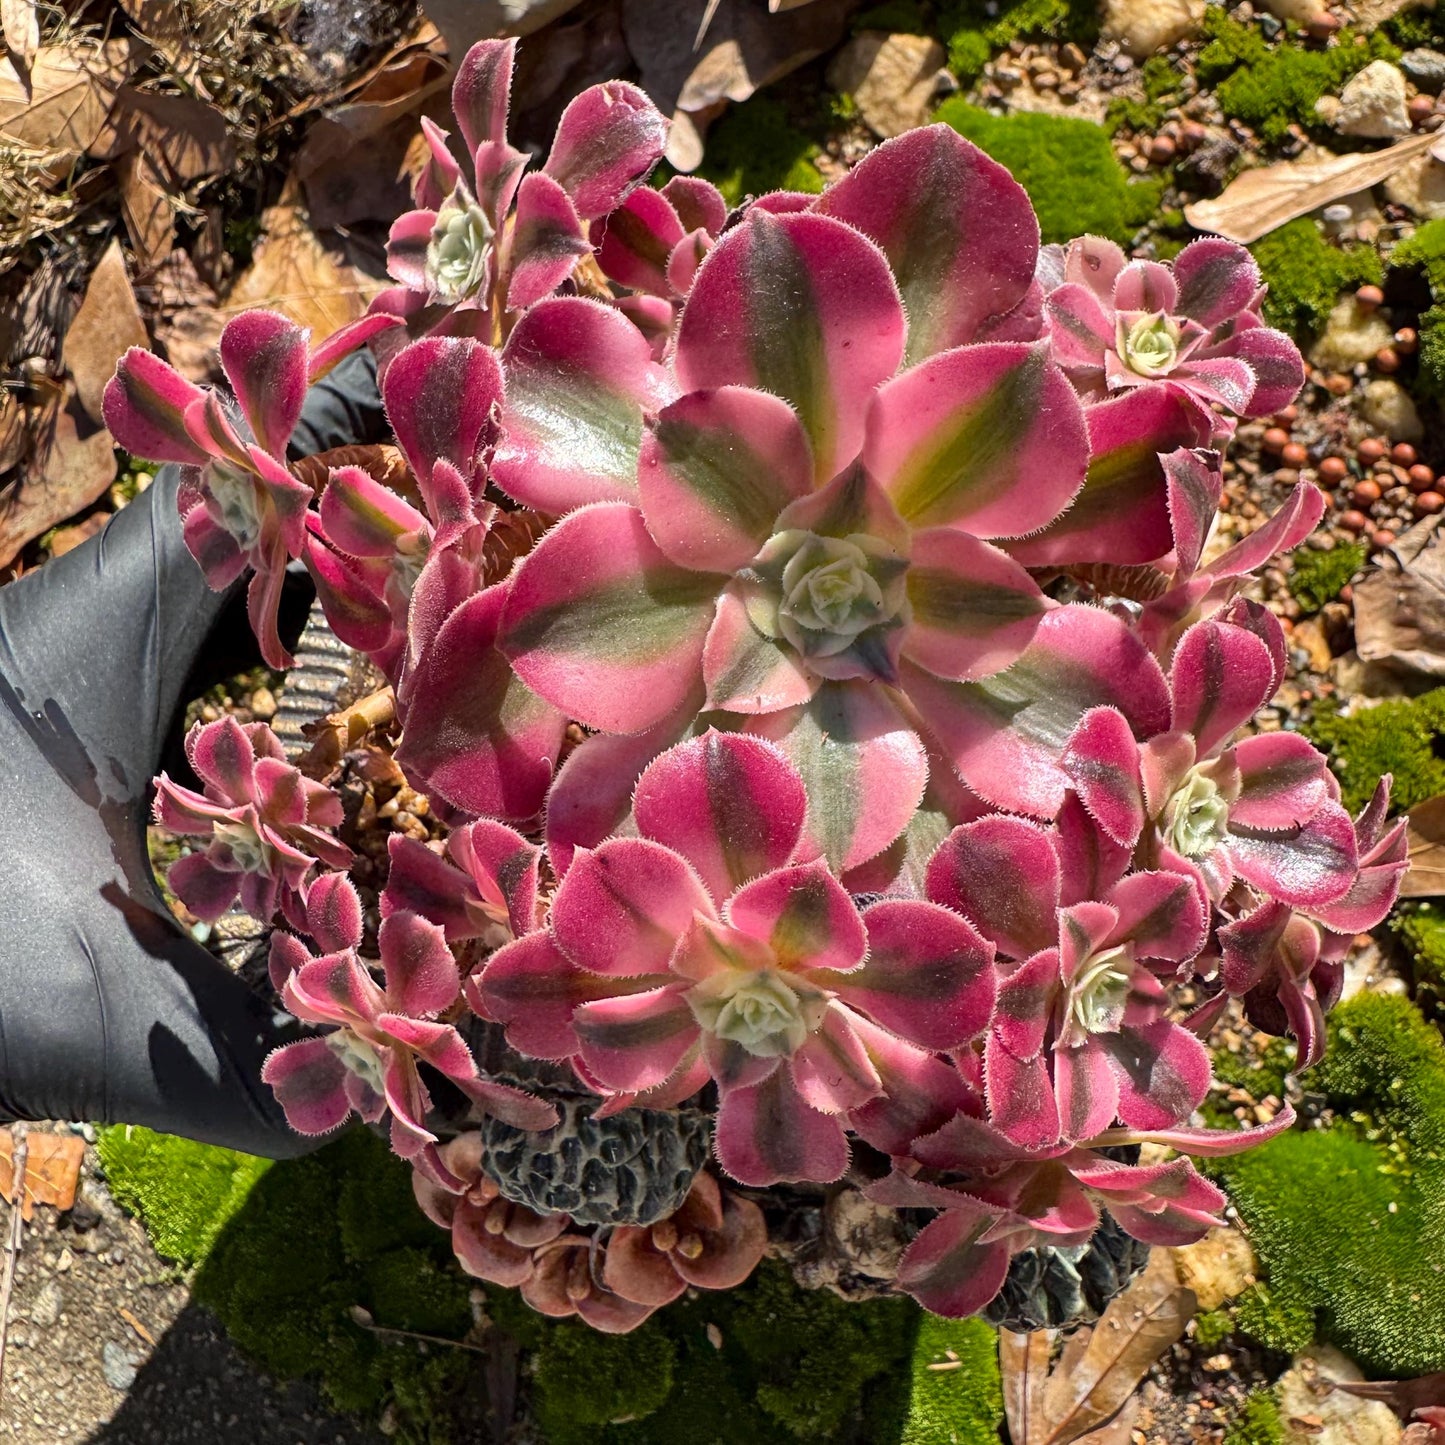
[0,351,385,1158]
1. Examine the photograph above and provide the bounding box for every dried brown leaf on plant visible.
[62,238,147,424]
[1183,133,1439,244]
[1,0,37,71]
[999,1252,1194,1445]
[0,1131,84,1221]
[226,187,388,342]
[291,443,415,501]
[0,39,134,157]
[0,386,116,568]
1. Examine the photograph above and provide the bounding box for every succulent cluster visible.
[122,39,1408,1331]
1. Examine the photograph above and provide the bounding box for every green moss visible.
[1224,1390,1287,1445]
[694,95,824,207]
[535,1322,677,1434]
[1250,218,1383,344]
[852,0,932,33]
[1214,996,1445,1374]
[934,99,1162,243]
[1287,539,1367,613]
[897,1315,1002,1445]
[1388,220,1445,400]
[937,0,1099,83]
[1194,1308,1235,1348]
[97,1125,272,1268]
[1305,687,1445,815]
[1106,55,1185,135]
[1394,902,1445,1004]
[1197,11,1400,145]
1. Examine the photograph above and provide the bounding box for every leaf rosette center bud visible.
[206,462,263,550]
[1163,769,1230,860]
[325,1029,387,1096]
[427,192,494,304]
[1063,942,1133,1044]
[1121,312,1180,378]
[211,818,274,875]
[686,958,828,1059]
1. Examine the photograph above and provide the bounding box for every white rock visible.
[1276,1344,1402,1445]
[1264,0,1330,20]
[1100,0,1205,60]
[1385,152,1445,218]
[827,32,948,139]
[1335,60,1411,138]
[1309,296,1394,371]
[1362,377,1426,441]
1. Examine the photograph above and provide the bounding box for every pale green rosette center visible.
[207,462,264,550]
[1065,943,1133,1041]
[687,966,827,1059]
[1121,313,1180,378]
[1163,769,1230,860]
[427,199,494,304]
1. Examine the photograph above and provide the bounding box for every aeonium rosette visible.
[472,730,998,1186]
[103,309,397,668]
[153,716,353,932]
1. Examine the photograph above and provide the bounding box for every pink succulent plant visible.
[520,1233,659,1334]
[153,716,353,931]
[474,730,998,1186]
[261,886,555,1187]
[1044,235,1305,431]
[104,310,396,667]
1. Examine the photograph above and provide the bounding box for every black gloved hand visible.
[0,351,385,1158]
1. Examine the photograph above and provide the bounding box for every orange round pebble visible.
[1356,284,1384,310]
[1411,94,1437,126]
[1325,373,1353,396]
[1393,442,1418,466]
[1373,529,1397,548]
[1410,462,1436,491]
[1273,405,1298,426]
[1375,347,1401,374]
[1415,490,1445,516]
[1339,584,1353,603]
[1351,478,1382,505]
[1281,442,1307,467]
[1397,327,1419,355]
[1262,427,1290,454]
[1318,456,1349,485]
[1357,437,1387,464]
[1340,509,1370,532]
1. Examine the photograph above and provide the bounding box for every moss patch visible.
[1196,11,1399,145]
[1250,219,1383,345]
[1394,901,1445,1006]
[1213,995,1445,1374]
[694,94,825,207]
[1287,539,1367,613]
[938,0,1099,84]
[1305,686,1445,815]
[934,99,1162,243]
[1223,1390,1286,1445]
[1388,219,1445,401]
[898,1315,1002,1445]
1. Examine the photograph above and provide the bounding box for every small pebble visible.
[1356,284,1385,311]
[1415,490,1445,515]
[1410,462,1436,491]
[1373,528,1397,548]
[1397,326,1419,354]
[1262,427,1290,453]
[1274,467,1299,487]
[101,1341,139,1391]
[1393,442,1418,466]
[1280,442,1307,468]
[1358,437,1387,464]
[1375,347,1401,374]
[1274,404,1298,425]
[1318,456,1349,485]
[250,687,277,720]
[1325,372,1353,395]
[1340,509,1370,532]
[1351,478,1382,505]
[1148,135,1176,164]
[1411,93,1437,126]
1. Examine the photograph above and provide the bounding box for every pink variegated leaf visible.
[1007,387,1213,567]
[789,1004,883,1114]
[1065,234,1127,299]
[261,1038,353,1134]
[268,930,312,995]
[506,172,589,310]
[638,385,814,573]
[1173,237,1262,328]
[1170,618,1277,759]
[1055,792,1131,907]
[449,819,542,938]
[1171,354,1256,415]
[1218,596,1288,698]
[396,582,567,822]
[895,1208,1014,1319]
[319,466,427,558]
[902,529,1053,682]
[414,117,462,213]
[285,950,385,1028]
[715,1068,850,1187]
[1205,483,1326,581]
[1059,901,1117,986]
[815,125,1038,365]
[500,502,719,734]
[574,987,700,1093]
[474,139,528,225]
[662,175,727,237]
[595,186,684,297]
[1308,829,1407,934]
[1217,897,1290,997]
[1232,732,1330,830]
[1092,1101,1297,1156]
[1104,1020,1212,1130]
[1108,870,1207,962]
[838,899,996,1050]
[552,836,713,976]
[382,834,479,939]
[304,527,395,654]
[1226,803,1359,909]
[306,313,404,382]
[1045,282,1114,375]
[187,714,257,802]
[633,731,807,901]
[746,680,928,872]
[925,816,1059,960]
[381,335,502,494]
[219,310,308,459]
[675,209,905,483]
[907,604,1171,819]
[1114,259,1178,315]
[866,341,1087,537]
[378,911,460,1018]
[495,296,663,513]
[1062,706,1146,848]
[727,860,867,973]
[386,207,436,291]
[166,851,241,921]
[1056,1039,1120,1143]
[666,228,710,296]
[102,348,211,465]
[701,580,818,715]
[1163,447,1223,581]
[542,81,666,221]
[984,1029,1060,1148]
[1210,321,1304,416]
[846,1014,976,1153]
[452,38,514,154]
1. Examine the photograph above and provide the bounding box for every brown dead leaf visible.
[92,87,234,184]
[422,0,585,58]
[1330,1372,1445,1422]
[117,0,196,73]
[117,147,175,268]
[0,390,25,473]
[63,238,147,424]
[1183,132,1439,244]
[48,510,111,555]
[2,0,37,70]
[1404,795,1445,898]
[0,1131,85,1221]
[290,443,416,501]
[1000,1253,1194,1445]
[0,39,133,157]
[1353,515,1445,685]
[0,385,117,567]
[226,188,388,341]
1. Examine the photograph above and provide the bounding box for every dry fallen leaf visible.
[0,385,117,568]
[117,147,175,267]
[226,186,388,341]
[999,1253,1194,1445]
[116,0,197,74]
[1,0,37,70]
[1184,132,1439,244]
[62,238,147,424]
[1404,795,1445,898]
[0,39,133,158]
[0,1131,85,1221]
[421,0,585,58]
[92,86,234,184]
[1353,514,1445,686]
